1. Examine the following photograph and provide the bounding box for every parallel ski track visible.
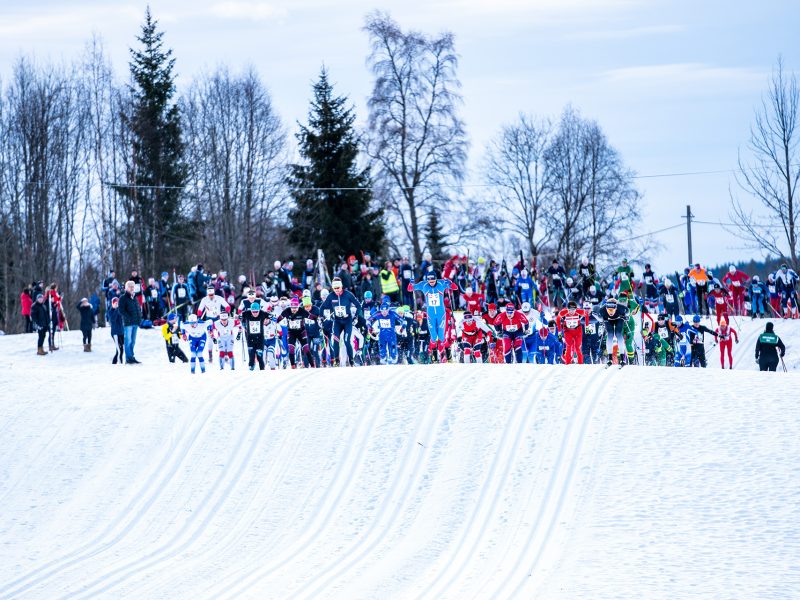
[62,372,313,600]
[410,367,557,600]
[493,366,618,599]
[291,370,492,599]
[0,375,256,600]
[208,370,410,600]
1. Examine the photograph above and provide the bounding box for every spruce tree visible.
[425,207,449,262]
[288,68,385,262]
[117,7,188,274]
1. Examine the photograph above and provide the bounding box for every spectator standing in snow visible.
[107,296,125,365]
[77,298,95,352]
[20,286,33,333]
[31,293,49,355]
[119,280,142,364]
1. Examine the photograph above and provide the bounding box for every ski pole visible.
[780,355,787,372]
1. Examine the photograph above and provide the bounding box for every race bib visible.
[620,273,629,281]
[697,280,707,287]
[403,270,412,280]
[769,285,776,294]
[585,324,595,335]
[380,319,391,328]
[150,289,158,298]
[334,305,347,318]
[289,320,301,329]
[733,280,741,287]
[519,283,529,290]
[552,273,561,280]
[565,315,581,329]
[177,288,186,298]
[134,283,141,293]
[248,321,261,334]
[716,297,725,305]
[506,324,518,332]
[427,293,441,307]
[658,327,668,338]
[665,294,674,303]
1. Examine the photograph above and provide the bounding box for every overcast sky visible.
[0,0,797,273]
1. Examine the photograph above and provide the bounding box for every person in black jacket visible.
[118,281,143,364]
[31,293,50,356]
[107,296,125,364]
[755,321,786,372]
[688,314,718,368]
[77,298,95,352]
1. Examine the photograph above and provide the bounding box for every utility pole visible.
[683,204,694,265]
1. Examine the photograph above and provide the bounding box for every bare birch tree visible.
[731,57,799,268]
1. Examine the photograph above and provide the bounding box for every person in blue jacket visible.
[368,303,405,364]
[409,271,455,363]
[515,269,536,306]
[320,276,362,366]
[107,296,124,365]
[531,325,559,364]
[747,275,767,318]
[671,315,697,367]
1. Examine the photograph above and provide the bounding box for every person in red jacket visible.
[494,303,529,363]
[20,287,33,333]
[722,265,749,316]
[715,316,739,369]
[556,300,590,364]
[706,283,731,324]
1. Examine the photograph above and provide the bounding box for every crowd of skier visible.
[22,253,793,372]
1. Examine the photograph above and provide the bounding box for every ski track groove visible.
[0,377,252,600]
[208,370,409,600]
[62,372,312,600]
[410,367,555,600]
[498,366,618,599]
[468,365,609,600]
[291,371,474,600]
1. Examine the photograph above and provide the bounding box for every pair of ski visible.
[604,361,626,370]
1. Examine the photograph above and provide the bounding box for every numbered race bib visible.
[658,327,669,338]
[716,297,725,305]
[177,288,186,298]
[585,324,596,335]
[134,283,141,293]
[733,280,741,287]
[519,282,529,290]
[289,320,301,329]
[665,294,674,303]
[248,321,261,334]
[620,273,629,281]
[769,285,776,294]
[151,289,158,298]
[426,293,441,307]
[553,273,561,280]
[403,270,412,280]
[506,324,518,332]
[334,305,347,318]
[380,319,391,328]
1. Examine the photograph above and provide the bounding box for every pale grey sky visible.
[1,0,797,272]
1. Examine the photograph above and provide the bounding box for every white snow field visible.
[0,317,798,599]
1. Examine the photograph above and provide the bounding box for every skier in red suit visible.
[555,300,590,364]
[715,316,739,369]
[493,303,529,363]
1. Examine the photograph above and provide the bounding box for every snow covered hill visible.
[0,318,798,599]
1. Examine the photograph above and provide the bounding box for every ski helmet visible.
[521,301,531,312]
[188,314,198,322]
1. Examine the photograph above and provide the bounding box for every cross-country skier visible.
[320,277,362,367]
[531,326,559,364]
[277,297,316,368]
[197,286,231,363]
[715,316,738,369]
[596,297,630,366]
[687,314,718,368]
[755,321,786,371]
[367,302,404,364]
[162,313,188,364]
[181,314,211,374]
[408,271,456,363]
[213,311,241,370]
[722,265,749,316]
[494,302,529,363]
[556,300,590,364]
[241,300,271,370]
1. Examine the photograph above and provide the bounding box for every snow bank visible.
[0,318,797,599]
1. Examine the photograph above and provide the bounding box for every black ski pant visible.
[691,343,707,368]
[37,328,47,349]
[166,341,188,363]
[759,357,779,372]
[287,329,314,367]
[82,328,92,345]
[247,335,265,369]
[331,320,354,364]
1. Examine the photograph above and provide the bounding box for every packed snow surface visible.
[0,317,798,599]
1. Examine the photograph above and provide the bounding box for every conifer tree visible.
[116,7,188,273]
[288,68,385,261]
[425,207,449,262]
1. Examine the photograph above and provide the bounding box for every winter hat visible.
[487,303,497,311]
[80,297,89,304]
[290,297,300,307]
[765,322,774,332]
[302,296,312,308]
[364,291,373,300]
[719,316,728,327]
[36,293,43,300]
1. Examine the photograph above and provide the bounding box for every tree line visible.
[8,9,793,332]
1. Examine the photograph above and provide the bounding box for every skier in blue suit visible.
[409,271,455,363]
[367,303,405,364]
